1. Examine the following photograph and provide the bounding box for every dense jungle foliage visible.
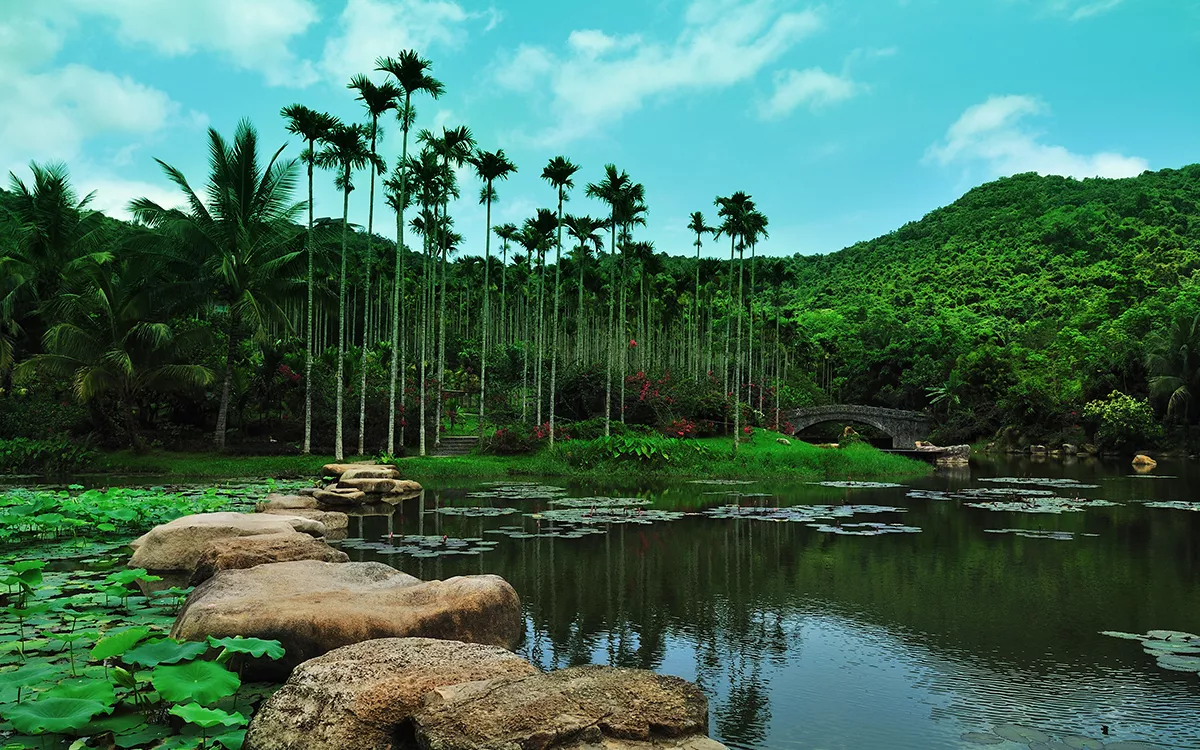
[0,49,1196,460]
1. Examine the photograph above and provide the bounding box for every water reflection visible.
[342,458,1200,749]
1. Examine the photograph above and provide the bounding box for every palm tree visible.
[1148,312,1200,428]
[17,256,213,449]
[563,214,604,362]
[419,125,476,446]
[315,122,372,460]
[541,156,580,445]
[376,51,444,456]
[715,192,754,452]
[130,120,304,451]
[525,208,559,426]
[687,211,714,377]
[472,149,518,437]
[741,208,769,411]
[403,148,445,456]
[347,74,399,454]
[613,181,646,424]
[493,223,519,339]
[280,105,338,455]
[586,165,631,436]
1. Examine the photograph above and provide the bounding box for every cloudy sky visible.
[2,0,1195,257]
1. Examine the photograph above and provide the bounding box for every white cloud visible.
[1050,0,1125,21]
[494,0,826,145]
[760,67,862,118]
[926,94,1148,179]
[75,172,184,220]
[320,0,472,85]
[64,0,320,86]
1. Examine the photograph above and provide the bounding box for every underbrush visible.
[0,437,97,475]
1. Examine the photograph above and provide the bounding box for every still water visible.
[340,457,1200,750]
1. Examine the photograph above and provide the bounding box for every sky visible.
[2,0,1197,258]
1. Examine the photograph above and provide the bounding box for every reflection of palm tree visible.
[1147,313,1200,426]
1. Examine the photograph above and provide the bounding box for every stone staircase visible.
[430,435,479,457]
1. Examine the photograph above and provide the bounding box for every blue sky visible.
[2,0,1196,257]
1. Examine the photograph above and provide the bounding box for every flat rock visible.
[339,477,422,496]
[341,466,401,481]
[190,532,349,585]
[322,461,378,477]
[171,561,523,679]
[411,665,717,750]
[261,508,349,531]
[256,494,318,512]
[314,487,367,506]
[128,512,325,572]
[244,638,538,750]
[1132,453,1158,468]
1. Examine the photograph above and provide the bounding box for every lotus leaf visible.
[434,506,518,517]
[548,497,651,508]
[123,638,210,667]
[168,703,247,729]
[207,636,285,660]
[813,481,905,489]
[1142,501,1200,511]
[45,677,116,706]
[1,696,109,735]
[807,522,921,536]
[211,728,248,749]
[1099,631,1145,640]
[1155,653,1200,672]
[992,723,1049,743]
[150,660,240,705]
[1061,736,1106,749]
[1146,629,1198,640]
[90,627,151,661]
[4,663,57,688]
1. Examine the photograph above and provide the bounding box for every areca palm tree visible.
[493,223,519,337]
[687,211,714,377]
[129,120,304,451]
[541,156,580,445]
[17,257,213,449]
[315,122,373,459]
[280,105,338,455]
[741,208,769,410]
[403,148,446,456]
[418,125,475,446]
[586,165,631,436]
[472,148,518,436]
[715,191,754,452]
[525,208,559,425]
[563,214,604,362]
[376,51,444,456]
[348,74,399,454]
[613,181,646,423]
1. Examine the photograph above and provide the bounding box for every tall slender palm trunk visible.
[418,216,430,457]
[358,124,380,455]
[535,243,547,426]
[723,235,735,399]
[732,241,744,455]
[479,193,493,437]
[435,200,449,448]
[387,100,412,456]
[304,145,315,454]
[549,189,565,445]
[336,176,351,460]
[604,217,616,436]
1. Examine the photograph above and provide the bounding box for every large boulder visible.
[260,507,349,531]
[322,461,380,477]
[340,466,401,481]
[244,638,538,750]
[314,485,367,507]
[338,477,422,496]
[256,494,317,512]
[190,532,348,585]
[411,665,724,750]
[171,561,522,679]
[1132,454,1158,471]
[128,512,325,572]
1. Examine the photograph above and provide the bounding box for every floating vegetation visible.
[466,483,568,501]
[1142,501,1200,512]
[547,497,650,509]
[964,497,1118,514]
[1126,475,1176,480]
[531,508,686,525]
[811,481,905,489]
[339,535,498,557]
[705,504,906,523]
[807,522,920,536]
[433,506,519,517]
[687,479,753,485]
[484,525,606,540]
[984,528,1098,541]
[1101,629,1200,677]
[978,477,1101,489]
[960,725,1144,748]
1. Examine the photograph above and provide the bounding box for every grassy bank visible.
[400,431,929,482]
[96,451,339,479]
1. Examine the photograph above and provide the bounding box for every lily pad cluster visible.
[0,553,284,748]
[1101,629,1200,676]
[808,522,920,536]
[908,486,1118,514]
[984,528,1099,541]
[547,497,651,509]
[484,524,606,540]
[811,481,905,489]
[340,535,499,558]
[1141,500,1200,512]
[964,497,1118,514]
[686,479,753,485]
[705,504,906,522]
[958,724,1147,748]
[978,477,1101,489]
[434,506,519,517]
[465,484,568,502]
[531,507,686,525]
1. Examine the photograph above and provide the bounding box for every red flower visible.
[629,339,637,348]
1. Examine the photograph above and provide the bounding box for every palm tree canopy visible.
[280,105,339,164]
[563,214,605,250]
[375,51,445,99]
[542,156,580,192]
[687,211,714,245]
[586,164,631,212]
[473,148,518,189]
[315,123,375,191]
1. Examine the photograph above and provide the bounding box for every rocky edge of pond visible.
[124,467,728,749]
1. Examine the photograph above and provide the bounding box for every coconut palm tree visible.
[541,156,580,445]
[586,165,631,436]
[315,122,373,459]
[418,125,475,446]
[280,105,338,455]
[18,256,213,449]
[472,148,518,436]
[347,74,399,454]
[129,120,304,451]
[376,50,444,456]
[1148,312,1200,428]
[687,211,714,377]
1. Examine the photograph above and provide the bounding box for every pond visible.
[333,457,1200,750]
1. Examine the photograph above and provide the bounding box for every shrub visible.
[481,427,537,455]
[559,435,713,470]
[0,437,97,475]
[1082,391,1163,452]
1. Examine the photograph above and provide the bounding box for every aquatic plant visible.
[1141,500,1200,512]
[807,522,920,536]
[811,481,905,489]
[1100,630,1200,677]
[434,506,519,517]
[531,507,686,525]
[547,497,651,509]
[983,528,1098,541]
[339,535,499,557]
[704,504,906,523]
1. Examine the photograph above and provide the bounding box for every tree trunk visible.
[304,143,315,455]
[358,119,379,455]
[335,176,350,460]
[214,322,237,451]
[733,240,744,455]
[480,189,492,438]
[604,215,616,437]
[435,199,449,448]
[549,188,565,446]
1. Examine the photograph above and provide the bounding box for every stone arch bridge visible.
[781,405,931,449]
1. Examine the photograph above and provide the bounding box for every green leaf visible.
[169,704,247,729]
[4,663,59,688]
[207,636,285,661]
[110,666,137,689]
[90,627,152,661]
[45,677,116,706]
[151,660,240,705]
[212,728,247,749]
[1,697,109,735]
[123,638,210,668]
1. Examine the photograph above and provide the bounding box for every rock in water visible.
[128,512,326,572]
[170,561,522,679]
[1132,454,1158,469]
[259,508,349,531]
[244,638,538,750]
[321,461,381,477]
[339,466,402,481]
[255,494,318,512]
[338,477,423,496]
[411,664,725,750]
[190,532,349,585]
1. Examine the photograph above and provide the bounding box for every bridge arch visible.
[781,405,931,449]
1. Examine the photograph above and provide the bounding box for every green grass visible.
[97,451,342,479]
[399,431,930,482]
